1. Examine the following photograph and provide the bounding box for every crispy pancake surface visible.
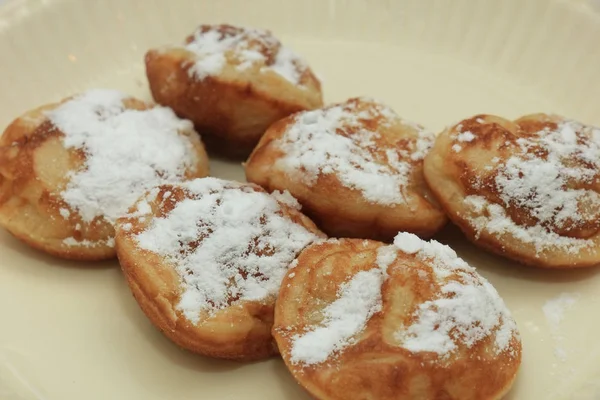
[273,234,521,400]
[246,97,446,241]
[115,178,324,360]
[145,24,323,157]
[0,89,208,260]
[424,113,600,268]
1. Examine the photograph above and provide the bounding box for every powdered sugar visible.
[392,233,518,356]
[134,178,318,324]
[376,245,397,269]
[183,25,309,86]
[288,233,518,365]
[270,190,302,210]
[464,195,593,254]
[63,236,115,248]
[543,292,579,361]
[543,292,579,328]
[456,131,475,142]
[459,118,600,255]
[411,129,436,161]
[393,231,424,255]
[289,267,385,365]
[47,89,199,226]
[496,124,600,229]
[270,46,303,85]
[274,98,431,205]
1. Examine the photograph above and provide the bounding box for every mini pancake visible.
[273,233,521,400]
[145,24,323,158]
[0,89,209,261]
[424,113,600,268]
[115,178,324,361]
[245,97,447,241]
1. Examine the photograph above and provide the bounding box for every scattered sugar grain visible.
[63,236,114,248]
[543,292,579,362]
[543,292,579,328]
[456,131,475,142]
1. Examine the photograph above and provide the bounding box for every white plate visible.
[1,0,600,399]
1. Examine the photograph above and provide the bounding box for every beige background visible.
[1,0,600,399]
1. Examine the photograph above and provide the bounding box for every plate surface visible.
[1,0,600,399]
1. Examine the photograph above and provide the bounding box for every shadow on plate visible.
[433,224,600,284]
[208,156,246,182]
[0,229,116,271]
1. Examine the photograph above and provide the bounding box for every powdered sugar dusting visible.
[376,245,397,269]
[393,232,424,254]
[183,25,309,86]
[456,131,475,142]
[288,234,518,365]
[63,236,115,248]
[464,195,593,254]
[59,208,70,219]
[134,178,318,324]
[496,121,600,230]
[289,268,385,365]
[411,128,435,161]
[47,89,199,225]
[460,118,600,255]
[392,232,518,356]
[543,293,579,328]
[271,190,302,210]
[275,98,430,205]
[543,292,579,361]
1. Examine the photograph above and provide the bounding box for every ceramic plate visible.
[1,0,600,399]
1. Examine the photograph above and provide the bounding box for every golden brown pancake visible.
[115,178,324,360]
[245,97,447,241]
[0,89,209,261]
[273,233,521,400]
[145,24,323,158]
[424,113,600,268]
